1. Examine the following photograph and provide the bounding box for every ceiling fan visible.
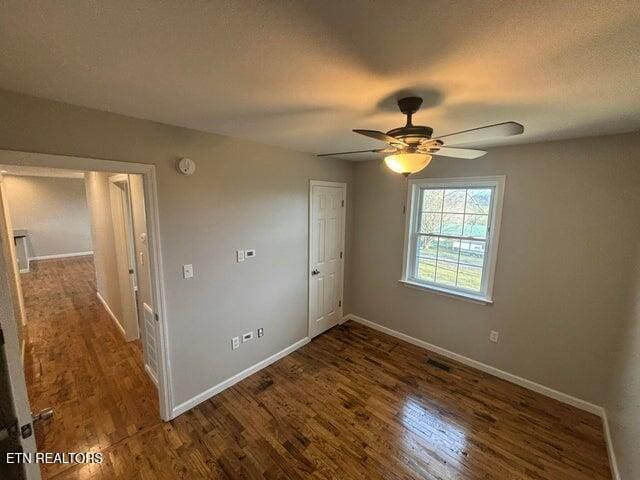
[318,96,524,175]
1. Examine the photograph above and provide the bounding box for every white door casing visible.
[308,181,346,338]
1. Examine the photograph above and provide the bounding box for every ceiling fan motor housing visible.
[388,96,434,147]
[387,125,433,146]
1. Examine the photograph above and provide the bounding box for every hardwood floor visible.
[23,257,611,479]
[22,257,159,479]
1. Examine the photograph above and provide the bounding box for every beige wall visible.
[605,239,640,480]
[84,171,124,328]
[3,175,92,258]
[0,89,354,408]
[348,131,640,407]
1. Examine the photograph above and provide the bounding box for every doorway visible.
[0,151,170,480]
[308,180,346,339]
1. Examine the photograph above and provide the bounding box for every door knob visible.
[311,269,320,275]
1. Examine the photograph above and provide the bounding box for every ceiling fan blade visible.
[353,129,409,147]
[429,146,487,159]
[434,122,524,146]
[317,148,385,157]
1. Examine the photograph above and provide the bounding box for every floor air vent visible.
[426,358,451,372]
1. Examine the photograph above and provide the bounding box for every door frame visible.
[0,149,173,422]
[308,180,347,338]
[109,174,140,341]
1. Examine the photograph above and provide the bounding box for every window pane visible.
[416,258,436,282]
[463,214,488,238]
[423,189,443,212]
[458,240,486,267]
[465,189,492,214]
[437,237,459,262]
[435,260,458,286]
[420,212,441,234]
[443,189,466,213]
[457,264,482,291]
[441,213,463,236]
[418,236,438,259]
[406,179,501,299]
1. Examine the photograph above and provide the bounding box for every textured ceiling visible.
[1,0,639,159]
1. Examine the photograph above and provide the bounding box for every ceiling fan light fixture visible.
[384,153,432,175]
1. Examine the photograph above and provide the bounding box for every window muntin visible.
[402,177,504,302]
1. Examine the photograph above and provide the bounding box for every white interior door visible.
[142,303,158,385]
[109,177,139,341]
[309,181,345,338]
[0,176,40,480]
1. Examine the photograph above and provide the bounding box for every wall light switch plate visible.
[236,250,245,262]
[182,264,193,279]
[245,249,256,258]
[489,330,499,343]
[242,331,253,343]
[257,328,264,338]
[232,337,240,350]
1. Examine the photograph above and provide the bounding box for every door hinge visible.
[338,300,342,307]
[21,423,33,439]
[154,313,159,322]
[340,251,343,259]
[341,200,344,207]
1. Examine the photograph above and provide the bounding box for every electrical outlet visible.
[489,330,499,343]
[242,331,253,343]
[236,250,245,262]
[257,328,264,338]
[182,264,193,279]
[245,249,256,258]
[231,337,240,350]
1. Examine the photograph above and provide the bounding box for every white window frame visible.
[400,175,506,304]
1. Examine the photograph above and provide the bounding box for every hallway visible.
[22,256,159,479]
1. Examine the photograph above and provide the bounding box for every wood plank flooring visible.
[22,257,159,479]
[23,257,611,479]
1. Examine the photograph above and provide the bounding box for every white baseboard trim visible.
[29,251,93,261]
[344,314,604,416]
[171,337,310,419]
[96,291,126,339]
[601,410,621,480]
[19,267,29,274]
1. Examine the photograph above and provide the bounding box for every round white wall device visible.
[176,157,196,176]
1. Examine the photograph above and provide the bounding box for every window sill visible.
[398,279,493,305]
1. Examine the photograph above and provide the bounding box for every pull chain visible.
[402,174,410,215]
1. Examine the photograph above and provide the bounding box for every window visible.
[401,176,505,303]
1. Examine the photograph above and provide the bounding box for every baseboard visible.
[96,291,126,339]
[601,410,621,480]
[171,337,310,418]
[19,267,29,274]
[29,251,93,261]
[343,314,604,416]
